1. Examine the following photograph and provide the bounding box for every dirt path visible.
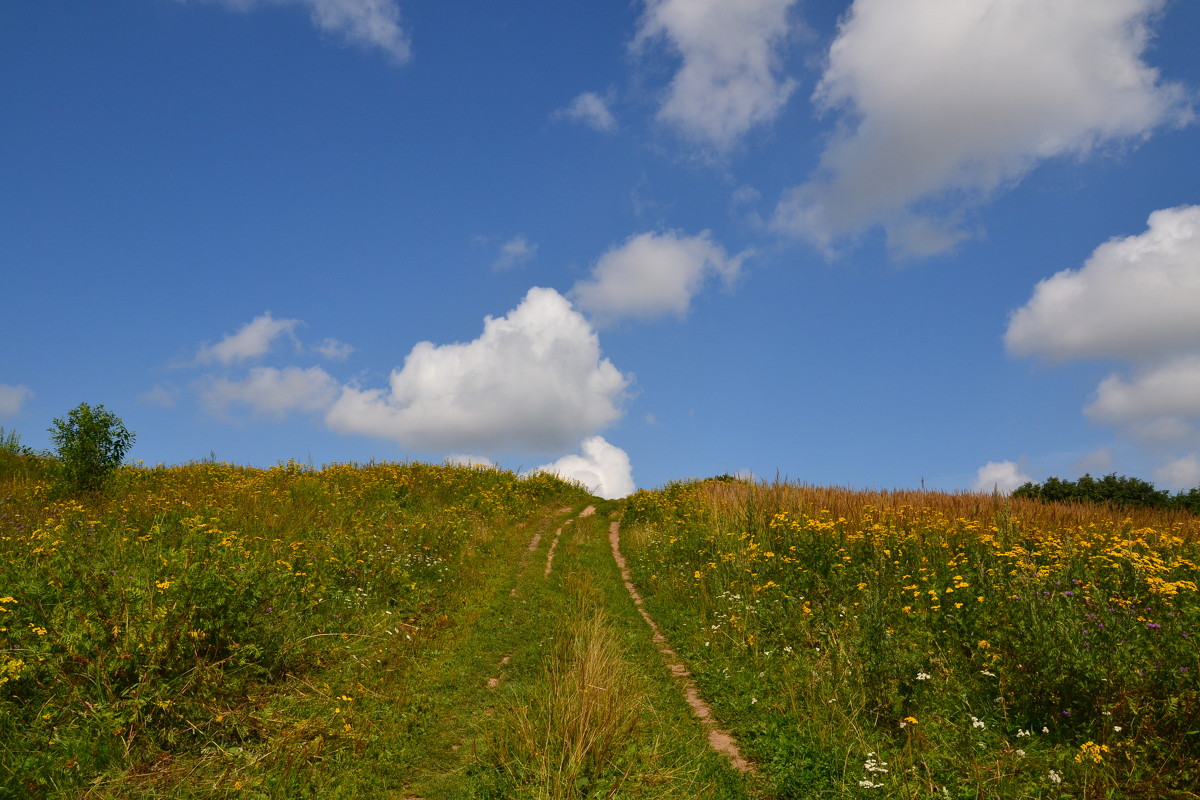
[607,520,754,774]
[379,504,756,799]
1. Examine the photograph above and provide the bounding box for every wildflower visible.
[900,716,918,727]
[916,671,931,681]
[1075,741,1110,764]
[971,716,986,729]
[1016,729,1031,737]
[1049,770,1062,784]
[863,753,889,775]
[1113,726,1123,732]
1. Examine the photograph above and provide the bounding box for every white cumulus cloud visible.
[196,312,302,365]
[774,0,1191,255]
[1008,205,1200,489]
[571,230,748,323]
[973,460,1032,493]
[194,0,411,62]
[555,92,618,133]
[201,365,339,419]
[533,436,636,499]
[634,0,798,152]
[325,287,630,453]
[1006,206,1200,362]
[0,384,34,418]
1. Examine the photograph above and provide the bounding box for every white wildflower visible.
[1049,769,1062,784]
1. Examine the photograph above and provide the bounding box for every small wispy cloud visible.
[494,234,538,271]
[190,0,412,62]
[1155,455,1200,491]
[314,337,355,360]
[554,91,618,133]
[0,383,34,417]
[196,312,302,366]
[201,365,339,420]
[139,384,181,409]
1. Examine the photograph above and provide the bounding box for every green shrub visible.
[1014,472,1200,514]
[47,403,135,494]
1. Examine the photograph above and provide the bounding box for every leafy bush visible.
[47,403,135,494]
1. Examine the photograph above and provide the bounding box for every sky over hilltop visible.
[3,0,1200,498]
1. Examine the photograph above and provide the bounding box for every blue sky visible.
[3,0,1200,498]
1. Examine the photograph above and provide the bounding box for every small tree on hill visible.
[48,403,135,493]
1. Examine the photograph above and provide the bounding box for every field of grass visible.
[2,450,1198,798]
[619,479,1200,799]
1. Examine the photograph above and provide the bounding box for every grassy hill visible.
[2,453,1197,798]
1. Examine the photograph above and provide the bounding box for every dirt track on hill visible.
[608,519,754,774]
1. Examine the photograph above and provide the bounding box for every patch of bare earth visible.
[608,520,754,774]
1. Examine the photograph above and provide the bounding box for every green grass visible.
[7,453,1197,798]
[0,458,751,798]
[619,479,1200,799]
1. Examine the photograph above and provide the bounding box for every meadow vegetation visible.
[0,451,593,797]
[4,429,1198,799]
[620,479,1200,798]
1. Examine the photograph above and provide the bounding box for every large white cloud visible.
[1008,205,1200,488]
[774,0,1190,254]
[325,288,630,453]
[634,0,798,152]
[201,365,339,419]
[1006,206,1200,361]
[533,436,636,499]
[0,384,34,418]
[973,460,1032,493]
[196,312,302,366]
[570,230,747,323]
[193,0,411,62]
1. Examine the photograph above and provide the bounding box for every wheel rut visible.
[608,519,754,774]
